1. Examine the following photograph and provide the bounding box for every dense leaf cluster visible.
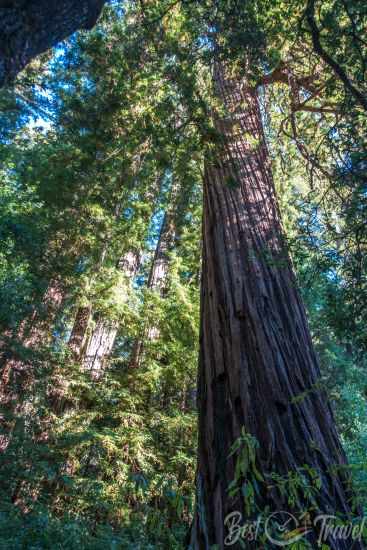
[0,0,366,547]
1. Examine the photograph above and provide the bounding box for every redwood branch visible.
[305,0,367,111]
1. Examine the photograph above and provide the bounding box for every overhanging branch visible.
[305,0,367,112]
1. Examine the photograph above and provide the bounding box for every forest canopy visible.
[0,1,366,548]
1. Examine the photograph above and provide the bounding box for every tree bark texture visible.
[0,0,106,86]
[82,318,118,376]
[147,210,176,295]
[189,65,361,549]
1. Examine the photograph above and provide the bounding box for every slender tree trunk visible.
[0,0,106,86]
[82,319,118,375]
[147,211,176,296]
[129,177,194,369]
[68,305,92,358]
[189,65,361,549]
[129,209,176,368]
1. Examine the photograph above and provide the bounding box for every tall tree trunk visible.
[147,211,176,296]
[129,208,176,368]
[0,0,106,86]
[189,65,361,549]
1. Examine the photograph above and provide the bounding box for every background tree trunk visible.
[0,0,106,86]
[82,250,141,377]
[69,171,165,375]
[82,319,118,375]
[1,278,64,393]
[129,207,177,368]
[68,305,92,359]
[189,64,361,549]
[0,279,64,447]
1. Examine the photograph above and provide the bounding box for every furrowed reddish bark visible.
[189,64,361,549]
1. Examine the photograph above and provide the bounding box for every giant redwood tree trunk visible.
[0,0,106,86]
[189,64,362,549]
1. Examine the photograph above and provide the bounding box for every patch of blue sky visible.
[146,209,166,251]
[18,0,128,139]
[122,206,134,220]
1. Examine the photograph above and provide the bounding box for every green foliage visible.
[0,0,366,548]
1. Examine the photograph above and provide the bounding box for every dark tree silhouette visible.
[0,0,106,86]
